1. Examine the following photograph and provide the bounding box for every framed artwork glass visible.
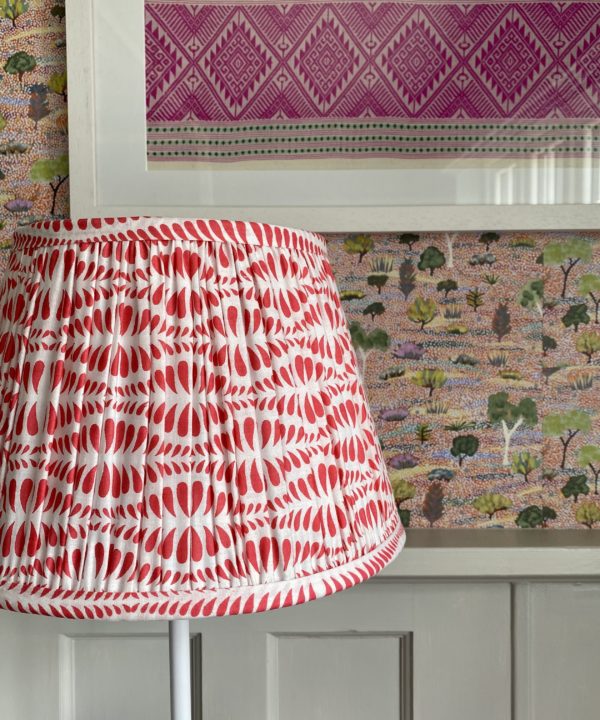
[66,0,600,230]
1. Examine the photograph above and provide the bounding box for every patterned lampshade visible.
[0,218,404,620]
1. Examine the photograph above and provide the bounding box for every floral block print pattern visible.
[0,218,403,620]
[145,0,600,161]
[326,230,600,529]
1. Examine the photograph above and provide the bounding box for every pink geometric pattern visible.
[0,218,404,620]
[144,0,600,159]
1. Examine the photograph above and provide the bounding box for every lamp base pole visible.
[169,619,192,720]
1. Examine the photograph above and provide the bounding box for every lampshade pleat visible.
[0,218,404,620]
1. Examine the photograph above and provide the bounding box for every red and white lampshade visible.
[0,217,404,621]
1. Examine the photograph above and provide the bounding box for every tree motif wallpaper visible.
[327,231,600,528]
[0,0,68,250]
[1,1,599,529]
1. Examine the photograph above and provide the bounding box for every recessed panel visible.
[271,634,409,720]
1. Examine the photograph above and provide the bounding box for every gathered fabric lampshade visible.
[0,217,404,621]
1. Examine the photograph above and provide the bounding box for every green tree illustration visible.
[436,279,458,297]
[343,234,374,264]
[479,232,500,251]
[4,50,36,85]
[511,451,541,482]
[575,501,600,528]
[575,330,600,363]
[491,302,511,338]
[578,445,600,494]
[412,368,447,397]
[542,410,591,470]
[48,71,67,101]
[30,155,69,215]
[562,303,590,331]
[542,335,557,355]
[362,301,385,322]
[518,279,544,317]
[397,232,420,250]
[0,0,29,28]
[515,505,557,528]
[578,274,600,323]
[367,274,388,294]
[488,393,538,466]
[398,258,416,300]
[418,246,446,276]
[466,288,485,313]
[450,435,480,466]
[544,239,593,298]
[561,474,590,503]
[472,493,512,519]
[407,296,437,329]
[349,322,389,378]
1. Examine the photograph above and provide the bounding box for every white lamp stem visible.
[169,619,192,720]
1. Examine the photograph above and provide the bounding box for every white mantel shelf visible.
[381,530,600,579]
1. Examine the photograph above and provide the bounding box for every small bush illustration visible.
[344,234,374,263]
[426,399,449,415]
[515,505,557,528]
[562,303,590,332]
[399,259,417,299]
[389,453,419,470]
[437,279,458,297]
[575,330,600,362]
[390,476,416,505]
[397,232,420,250]
[428,468,455,482]
[367,274,388,294]
[416,423,433,444]
[568,369,594,391]
[363,301,385,321]
[380,408,409,422]
[370,255,394,274]
[392,341,424,360]
[575,502,600,528]
[340,290,366,301]
[466,288,485,313]
[472,493,512,519]
[378,367,405,381]
[561,474,590,503]
[511,451,541,482]
[411,368,447,396]
[407,296,437,329]
[487,350,508,367]
[492,302,512,339]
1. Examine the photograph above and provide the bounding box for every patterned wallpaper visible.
[0,0,68,249]
[1,2,599,529]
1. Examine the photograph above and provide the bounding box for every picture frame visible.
[66,0,600,231]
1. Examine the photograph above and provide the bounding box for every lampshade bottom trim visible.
[0,520,405,621]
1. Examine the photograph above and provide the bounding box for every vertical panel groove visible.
[190,634,202,720]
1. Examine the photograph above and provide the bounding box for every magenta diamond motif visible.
[205,20,273,110]
[473,14,549,110]
[570,23,600,101]
[380,14,457,112]
[293,15,363,109]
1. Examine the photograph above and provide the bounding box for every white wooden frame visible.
[66,0,600,231]
[64,0,600,570]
